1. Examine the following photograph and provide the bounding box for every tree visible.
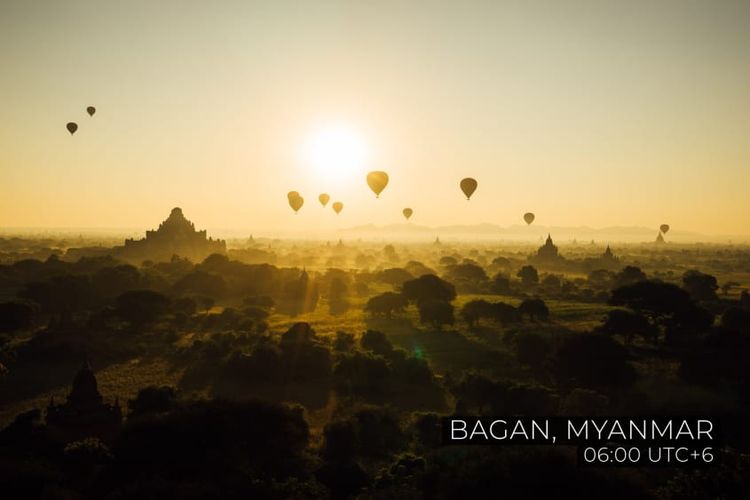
[333,331,355,351]
[519,298,549,321]
[383,244,398,262]
[402,274,456,305]
[128,386,178,418]
[444,263,488,284]
[587,269,613,289]
[328,277,350,315]
[514,332,552,369]
[418,300,454,329]
[115,399,310,482]
[115,289,171,326]
[541,274,561,291]
[92,264,140,299]
[334,352,391,399]
[493,302,522,325]
[280,322,316,347]
[173,297,197,316]
[173,270,227,298]
[609,280,714,338]
[243,295,275,310]
[374,268,414,287]
[439,256,458,267]
[491,256,511,269]
[682,270,719,302]
[0,301,34,333]
[452,374,557,415]
[516,265,539,287]
[490,273,511,294]
[613,266,646,288]
[281,270,319,316]
[678,327,750,391]
[322,419,357,462]
[196,295,215,312]
[360,330,393,356]
[461,299,495,328]
[19,274,94,320]
[404,261,436,278]
[721,307,750,332]
[552,333,636,390]
[597,309,657,344]
[242,305,270,322]
[364,292,409,319]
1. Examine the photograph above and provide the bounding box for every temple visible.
[529,234,565,266]
[655,232,665,244]
[45,362,122,443]
[601,245,619,264]
[116,207,226,263]
[537,234,559,259]
[581,243,621,271]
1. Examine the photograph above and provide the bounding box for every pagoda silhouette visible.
[45,362,122,443]
[529,234,565,266]
[116,207,226,263]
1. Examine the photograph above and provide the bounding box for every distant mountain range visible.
[339,223,745,244]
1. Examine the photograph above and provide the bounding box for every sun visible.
[303,125,370,183]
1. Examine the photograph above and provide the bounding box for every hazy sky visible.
[2,0,749,237]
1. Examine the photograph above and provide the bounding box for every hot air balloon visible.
[366,171,389,198]
[660,224,670,234]
[332,201,343,214]
[523,212,535,225]
[319,193,330,207]
[403,208,413,220]
[66,122,78,135]
[287,191,300,200]
[288,194,304,213]
[86,106,96,116]
[460,178,477,200]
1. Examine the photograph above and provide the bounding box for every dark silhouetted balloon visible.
[288,194,303,213]
[332,201,343,214]
[319,193,330,207]
[66,122,78,135]
[86,106,96,116]
[660,224,670,234]
[523,212,535,225]
[460,178,477,200]
[367,171,389,198]
[403,208,413,220]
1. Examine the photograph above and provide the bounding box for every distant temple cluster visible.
[46,363,122,443]
[528,234,620,270]
[117,207,226,263]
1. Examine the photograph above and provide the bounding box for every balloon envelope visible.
[319,193,330,207]
[402,208,413,220]
[523,212,535,225]
[460,178,478,200]
[66,122,78,135]
[660,224,670,234]
[332,201,343,214]
[288,195,303,213]
[86,106,96,116]
[366,171,389,198]
[287,191,300,200]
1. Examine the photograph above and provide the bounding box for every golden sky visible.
[1,1,749,237]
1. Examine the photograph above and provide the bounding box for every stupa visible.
[117,207,226,263]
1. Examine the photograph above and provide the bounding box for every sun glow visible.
[303,125,370,183]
